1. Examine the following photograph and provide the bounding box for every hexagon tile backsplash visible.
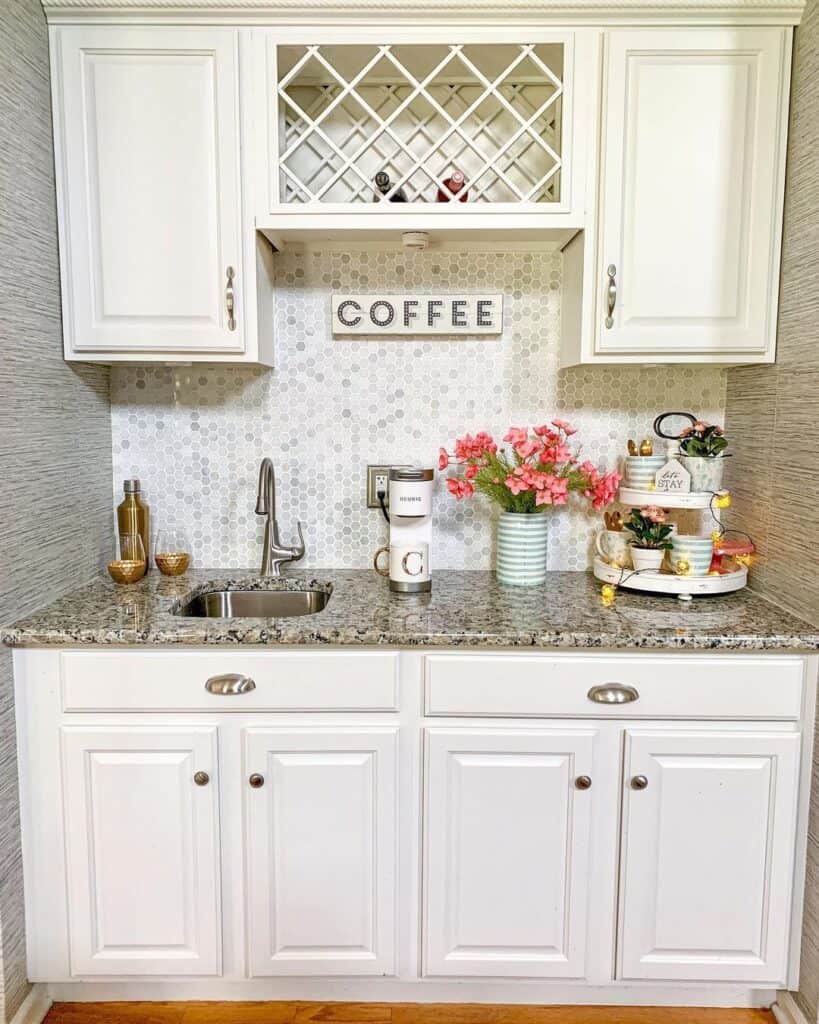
[111,249,726,570]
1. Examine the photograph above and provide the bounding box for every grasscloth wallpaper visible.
[724,0,819,1017]
[111,248,725,571]
[0,0,113,1020]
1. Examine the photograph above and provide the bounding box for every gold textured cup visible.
[108,534,146,585]
[155,551,191,576]
[154,528,192,576]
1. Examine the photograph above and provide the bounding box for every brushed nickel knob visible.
[193,771,210,786]
[575,775,592,790]
[631,775,648,790]
[249,773,265,789]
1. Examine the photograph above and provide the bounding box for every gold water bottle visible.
[117,479,150,567]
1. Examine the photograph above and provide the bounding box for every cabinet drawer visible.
[61,651,399,712]
[424,654,804,720]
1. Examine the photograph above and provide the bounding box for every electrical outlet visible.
[366,465,409,509]
[366,466,391,509]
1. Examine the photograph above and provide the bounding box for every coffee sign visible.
[332,294,503,336]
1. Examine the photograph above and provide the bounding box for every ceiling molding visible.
[41,0,805,22]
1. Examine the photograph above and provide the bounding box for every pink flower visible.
[454,432,497,461]
[504,474,530,496]
[642,505,667,523]
[535,475,570,506]
[540,440,572,464]
[581,466,621,509]
[446,477,474,500]
[438,447,450,471]
[503,427,528,448]
[693,420,710,434]
[465,463,478,480]
[551,418,578,436]
[515,438,543,460]
[533,425,559,440]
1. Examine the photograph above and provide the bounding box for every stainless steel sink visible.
[176,588,330,618]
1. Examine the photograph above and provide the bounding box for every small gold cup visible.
[108,534,146,585]
[154,528,192,577]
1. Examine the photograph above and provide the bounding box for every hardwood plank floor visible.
[43,1002,776,1024]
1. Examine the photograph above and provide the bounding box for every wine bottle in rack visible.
[437,169,468,203]
[374,171,408,203]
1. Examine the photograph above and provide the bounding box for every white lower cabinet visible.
[61,725,221,976]
[15,649,811,997]
[244,727,398,976]
[618,729,800,984]
[424,727,597,978]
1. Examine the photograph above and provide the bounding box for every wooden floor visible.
[43,1002,775,1024]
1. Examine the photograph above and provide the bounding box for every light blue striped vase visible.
[496,512,549,586]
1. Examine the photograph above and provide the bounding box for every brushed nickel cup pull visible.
[631,775,649,790]
[225,266,236,331]
[194,771,210,786]
[605,264,617,329]
[249,773,265,789]
[587,684,639,704]
[205,673,256,695]
[575,775,592,790]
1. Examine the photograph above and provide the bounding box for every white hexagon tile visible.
[110,249,726,570]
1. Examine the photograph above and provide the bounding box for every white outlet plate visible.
[366,465,409,509]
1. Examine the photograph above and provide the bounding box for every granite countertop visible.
[2,569,818,651]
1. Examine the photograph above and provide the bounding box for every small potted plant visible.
[440,421,621,586]
[678,420,729,492]
[623,506,673,571]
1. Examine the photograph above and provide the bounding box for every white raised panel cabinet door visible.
[597,28,789,360]
[52,27,244,357]
[61,726,221,976]
[424,728,596,978]
[245,727,397,976]
[618,729,800,983]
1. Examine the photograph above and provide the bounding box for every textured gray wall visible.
[724,0,819,1017]
[0,0,113,1019]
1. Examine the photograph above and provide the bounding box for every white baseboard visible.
[45,980,775,1008]
[8,985,51,1024]
[773,991,814,1024]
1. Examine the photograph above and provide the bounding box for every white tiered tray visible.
[593,556,747,600]
[618,487,716,509]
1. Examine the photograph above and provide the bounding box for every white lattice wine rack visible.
[275,43,565,207]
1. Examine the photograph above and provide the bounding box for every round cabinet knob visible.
[631,775,649,790]
[575,775,592,790]
[193,771,210,787]
[248,773,265,789]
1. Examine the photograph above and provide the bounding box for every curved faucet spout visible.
[254,457,305,576]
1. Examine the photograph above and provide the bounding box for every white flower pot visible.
[630,546,665,572]
[496,512,548,586]
[679,455,725,492]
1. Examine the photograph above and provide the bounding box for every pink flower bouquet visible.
[439,421,621,514]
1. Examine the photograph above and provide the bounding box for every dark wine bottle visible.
[437,168,468,203]
[374,170,408,203]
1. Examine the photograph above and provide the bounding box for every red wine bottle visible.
[374,171,408,203]
[437,169,468,203]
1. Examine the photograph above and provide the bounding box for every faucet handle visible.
[291,521,306,561]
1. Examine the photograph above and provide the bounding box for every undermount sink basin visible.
[176,588,330,618]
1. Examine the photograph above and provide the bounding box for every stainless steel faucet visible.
[254,457,305,576]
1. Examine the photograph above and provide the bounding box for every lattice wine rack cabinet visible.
[256,34,591,237]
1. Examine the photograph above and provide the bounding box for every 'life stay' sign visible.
[331,294,503,336]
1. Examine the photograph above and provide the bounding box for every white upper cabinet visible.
[51,26,271,364]
[424,727,597,978]
[571,27,791,364]
[618,729,800,984]
[252,29,597,244]
[244,727,398,977]
[61,725,221,976]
